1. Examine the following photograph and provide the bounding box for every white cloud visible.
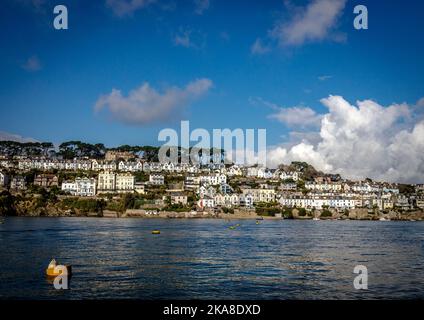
[251,38,271,55]
[22,55,41,72]
[0,131,38,143]
[174,29,193,48]
[94,78,213,125]
[250,96,322,129]
[266,95,424,183]
[106,0,154,17]
[269,106,323,128]
[194,0,210,15]
[271,0,346,46]
[417,97,424,107]
[318,75,333,81]
[173,28,204,49]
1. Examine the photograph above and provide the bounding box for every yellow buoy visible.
[45,259,72,277]
[152,230,161,234]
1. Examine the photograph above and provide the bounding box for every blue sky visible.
[1,0,423,152]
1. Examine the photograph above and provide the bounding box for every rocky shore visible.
[2,204,423,221]
[1,190,423,221]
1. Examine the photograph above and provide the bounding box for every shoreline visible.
[2,213,422,221]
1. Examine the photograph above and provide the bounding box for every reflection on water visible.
[0,217,423,299]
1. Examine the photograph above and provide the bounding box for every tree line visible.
[0,140,225,162]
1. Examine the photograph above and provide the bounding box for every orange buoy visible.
[45,259,72,277]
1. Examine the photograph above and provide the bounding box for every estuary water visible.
[0,217,423,300]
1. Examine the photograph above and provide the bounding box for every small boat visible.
[229,226,236,230]
[256,221,260,225]
[313,217,320,221]
[379,217,390,221]
[45,259,72,277]
[256,216,264,220]
[152,230,161,234]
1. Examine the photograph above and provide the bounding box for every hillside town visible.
[1,142,424,220]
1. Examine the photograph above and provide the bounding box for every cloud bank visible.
[94,78,213,125]
[269,106,322,129]
[271,0,346,47]
[267,95,424,183]
[106,0,154,17]
[0,131,38,143]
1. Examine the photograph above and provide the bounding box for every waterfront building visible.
[116,173,135,191]
[197,196,215,209]
[97,172,116,191]
[170,192,188,205]
[61,178,96,197]
[241,187,276,203]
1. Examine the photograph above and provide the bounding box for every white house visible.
[97,172,135,192]
[0,171,10,188]
[61,177,96,197]
[257,167,273,179]
[185,175,200,190]
[92,160,117,172]
[280,171,300,181]
[76,178,97,197]
[197,196,215,209]
[61,181,77,195]
[200,173,227,186]
[279,195,355,210]
[227,165,242,176]
[97,172,116,192]
[116,173,135,191]
[241,187,276,203]
[11,176,26,190]
[118,161,143,172]
[305,182,342,192]
[149,174,165,185]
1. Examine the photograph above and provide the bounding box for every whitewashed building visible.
[197,196,215,209]
[149,174,165,185]
[200,173,227,186]
[0,171,10,188]
[116,173,135,191]
[280,171,300,181]
[61,177,96,197]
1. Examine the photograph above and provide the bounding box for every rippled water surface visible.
[1,217,424,299]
